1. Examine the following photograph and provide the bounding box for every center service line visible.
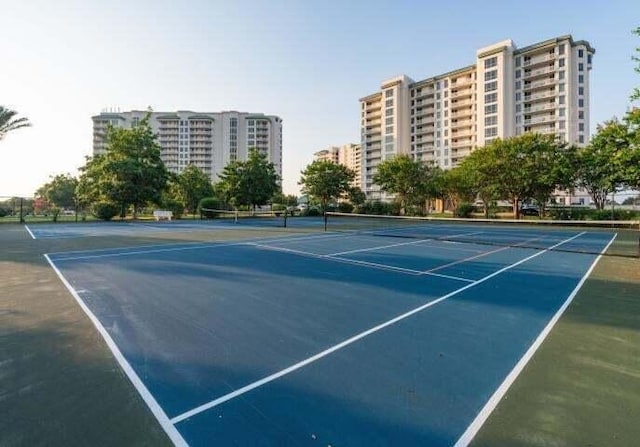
[170,231,587,425]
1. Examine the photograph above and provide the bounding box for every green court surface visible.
[1,221,639,446]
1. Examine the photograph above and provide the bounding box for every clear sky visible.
[1,0,639,197]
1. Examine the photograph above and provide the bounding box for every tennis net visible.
[325,212,640,258]
[200,208,288,228]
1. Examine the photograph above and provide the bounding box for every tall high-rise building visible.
[92,110,283,182]
[314,143,362,189]
[360,35,594,199]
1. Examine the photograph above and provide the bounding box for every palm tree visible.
[0,106,31,141]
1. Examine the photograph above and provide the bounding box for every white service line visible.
[325,238,432,256]
[453,232,615,447]
[422,235,546,275]
[170,231,587,425]
[24,224,36,240]
[44,254,188,447]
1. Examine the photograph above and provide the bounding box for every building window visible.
[559,71,565,80]
[515,70,521,79]
[579,74,584,83]
[578,110,584,119]
[559,84,565,92]
[485,104,498,114]
[385,89,393,98]
[579,135,585,143]
[516,57,521,67]
[485,93,497,103]
[579,98,584,107]
[559,121,566,130]
[385,135,393,143]
[516,92,521,101]
[559,108,565,117]
[385,117,394,125]
[386,126,393,134]
[516,80,521,90]
[559,58,565,67]
[485,81,497,92]
[386,108,394,116]
[385,99,393,107]
[485,127,498,137]
[516,104,521,112]
[484,57,497,69]
[579,123,585,131]
[588,54,592,64]
[559,95,565,105]
[444,79,449,88]
[578,49,584,57]
[559,44,565,55]
[485,70,498,81]
[579,63,584,71]
[485,116,498,126]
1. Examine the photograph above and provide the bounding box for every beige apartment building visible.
[314,143,362,189]
[92,110,283,182]
[360,35,594,200]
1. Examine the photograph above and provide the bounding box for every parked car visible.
[520,206,540,216]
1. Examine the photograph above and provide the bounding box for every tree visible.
[577,119,630,210]
[299,160,355,212]
[36,174,78,209]
[0,106,31,141]
[631,27,640,102]
[347,187,366,209]
[457,148,500,218]
[218,149,279,210]
[175,164,214,215]
[76,114,169,218]
[372,155,432,215]
[441,165,478,211]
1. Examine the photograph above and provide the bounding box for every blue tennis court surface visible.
[45,226,614,446]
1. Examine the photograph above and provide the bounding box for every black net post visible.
[19,198,24,224]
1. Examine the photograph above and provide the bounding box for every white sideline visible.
[24,224,36,240]
[44,254,188,446]
[170,231,587,425]
[452,233,617,447]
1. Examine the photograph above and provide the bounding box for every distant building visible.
[360,35,594,203]
[314,143,362,190]
[92,110,283,182]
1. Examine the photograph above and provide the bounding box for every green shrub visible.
[590,209,638,221]
[337,202,354,213]
[0,208,8,218]
[162,199,185,219]
[272,203,286,212]
[455,202,475,218]
[359,200,399,216]
[305,207,322,217]
[91,201,119,221]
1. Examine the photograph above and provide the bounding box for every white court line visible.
[248,242,471,280]
[46,230,345,258]
[44,254,188,447]
[170,231,587,425]
[24,224,36,240]
[422,235,546,275]
[453,232,615,447]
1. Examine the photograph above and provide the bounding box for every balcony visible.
[415,97,435,107]
[523,53,556,68]
[523,78,556,91]
[414,89,435,100]
[451,119,473,127]
[450,88,474,99]
[451,139,474,149]
[415,125,435,135]
[415,135,435,144]
[450,98,474,110]
[451,76,474,88]
[452,129,474,138]
[523,65,556,80]
[451,108,474,119]
[523,114,555,126]
[523,88,556,103]
[366,110,382,119]
[523,101,556,114]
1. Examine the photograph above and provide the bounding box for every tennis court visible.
[40,216,625,446]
